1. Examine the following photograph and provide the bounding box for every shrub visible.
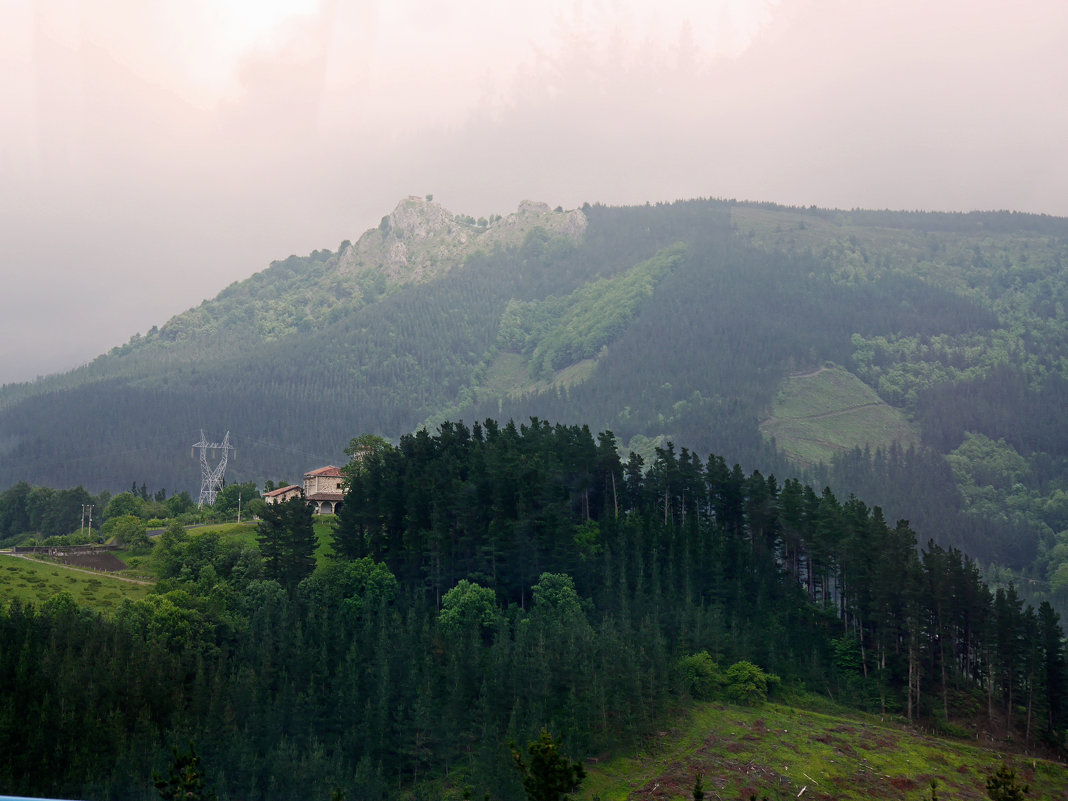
[725,660,779,705]
[677,651,724,700]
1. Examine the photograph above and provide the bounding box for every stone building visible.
[263,465,346,515]
[263,484,302,505]
[303,465,345,515]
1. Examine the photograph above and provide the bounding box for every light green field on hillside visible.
[482,352,599,398]
[0,518,338,613]
[0,552,151,612]
[760,366,919,467]
[583,699,1066,801]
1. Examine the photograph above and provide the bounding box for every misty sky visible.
[1,0,1066,385]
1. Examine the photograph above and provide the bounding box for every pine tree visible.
[257,495,317,594]
[153,742,217,801]
[1038,601,1067,735]
[985,761,1028,801]
[510,728,586,801]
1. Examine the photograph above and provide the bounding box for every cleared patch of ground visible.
[583,700,1066,801]
[55,551,128,572]
[482,351,598,399]
[760,366,919,467]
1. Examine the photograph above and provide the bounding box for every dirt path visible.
[0,551,155,586]
[762,401,884,426]
[787,401,883,422]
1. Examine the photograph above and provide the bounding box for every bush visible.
[725,660,779,705]
[103,514,149,550]
[677,651,724,700]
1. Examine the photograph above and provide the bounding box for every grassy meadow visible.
[0,552,151,612]
[583,699,1066,801]
[0,516,338,614]
[759,366,919,467]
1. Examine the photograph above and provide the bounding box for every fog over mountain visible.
[1,0,1066,384]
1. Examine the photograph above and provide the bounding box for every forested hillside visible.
[3,197,1068,613]
[4,421,1066,800]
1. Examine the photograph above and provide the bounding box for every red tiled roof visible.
[307,492,344,502]
[304,465,342,478]
[264,485,301,497]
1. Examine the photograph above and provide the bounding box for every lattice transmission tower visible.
[192,430,235,508]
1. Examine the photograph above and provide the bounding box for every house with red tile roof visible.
[264,484,302,505]
[303,465,345,515]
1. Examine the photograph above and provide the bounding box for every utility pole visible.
[86,505,94,540]
[237,493,242,524]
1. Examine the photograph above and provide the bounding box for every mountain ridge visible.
[5,197,1068,616]
[111,196,587,360]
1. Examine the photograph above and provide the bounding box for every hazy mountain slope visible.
[3,198,1068,587]
[0,198,583,410]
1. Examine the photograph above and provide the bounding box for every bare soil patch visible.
[55,552,128,572]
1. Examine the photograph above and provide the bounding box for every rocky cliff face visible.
[337,196,586,285]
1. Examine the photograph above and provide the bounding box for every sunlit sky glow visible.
[1,0,1065,384]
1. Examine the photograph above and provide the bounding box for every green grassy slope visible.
[584,700,1067,801]
[760,366,920,467]
[0,552,151,611]
[0,519,336,614]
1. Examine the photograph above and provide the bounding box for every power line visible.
[230,432,344,464]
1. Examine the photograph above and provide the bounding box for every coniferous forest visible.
[4,198,1068,612]
[5,197,1068,797]
[2,420,1066,799]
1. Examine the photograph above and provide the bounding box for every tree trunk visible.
[1006,676,1014,736]
[987,670,994,729]
[941,639,949,723]
[907,643,916,723]
[1026,677,1033,749]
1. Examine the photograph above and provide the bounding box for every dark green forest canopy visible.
[3,197,1068,612]
[2,417,1067,801]
[4,198,1040,494]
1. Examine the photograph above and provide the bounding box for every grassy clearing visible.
[583,699,1067,801]
[190,521,260,545]
[482,352,598,400]
[483,351,533,395]
[0,552,150,612]
[773,367,881,417]
[760,366,919,467]
[108,545,159,581]
[0,518,340,611]
[314,518,336,566]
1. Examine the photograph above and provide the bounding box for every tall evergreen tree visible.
[510,728,586,801]
[154,742,217,801]
[257,495,317,594]
[1038,601,1068,736]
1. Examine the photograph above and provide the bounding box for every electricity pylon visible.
[192,430,235,508]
